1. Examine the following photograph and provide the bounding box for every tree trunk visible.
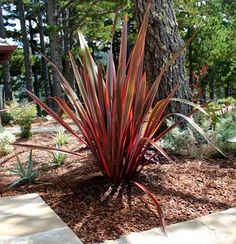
[2,62,12,101]
[224,80,230,97]
[17,0,33,96]
[209,73,215,100]
[47,0,63,111]
[0,4,13,101]
[201,80,206,102]
[37,7,53,108]
[187,27,194,86]
[29,19,41,115]
[134,0,192,114]
[216,84,222,99]
[62,7,75,90]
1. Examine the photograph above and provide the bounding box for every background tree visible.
[175,0,236,100]
[134,0,192,114]
[17,0,33,96]
[37,2,53,108]
[46,0,63,111]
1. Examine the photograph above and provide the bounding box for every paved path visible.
[103,207,236,244]
[0,193,82,243]
[4,123,78,135]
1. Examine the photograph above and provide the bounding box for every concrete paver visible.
[102,207,236,244]
[4,124,78,135]
[0,193,82,244]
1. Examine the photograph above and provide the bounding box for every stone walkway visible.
[0,193,82,243]
[103,207,236,244]
[4,124,78,135]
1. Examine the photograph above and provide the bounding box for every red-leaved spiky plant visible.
[14,1,223,235]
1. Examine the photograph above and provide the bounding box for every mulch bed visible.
[0,132,235,243]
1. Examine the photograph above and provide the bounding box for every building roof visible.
[0,38,17,63]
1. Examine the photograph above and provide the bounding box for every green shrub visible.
[1,111,13,125]
[53,127,70,146]
[160,113,236,158]
[217,97,236,106]
[8,101,37,138]
[158,119,200,158]
[196,97,236,129]
[201,98,236,155]
[202,114,236,156]
[9,150,38,188]
[0,130,16,156]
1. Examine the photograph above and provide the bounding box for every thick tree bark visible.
[134,0,192,114]
[0,4,13,101]
[47,0,63,111]
[17,0,33,95]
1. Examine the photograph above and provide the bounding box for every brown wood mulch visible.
[0,133,235,243]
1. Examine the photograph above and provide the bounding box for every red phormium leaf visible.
[131,181,167,236]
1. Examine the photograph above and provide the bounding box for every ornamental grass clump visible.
[51,144,68,166]
[53,127,70,146]
[14,1,223,235]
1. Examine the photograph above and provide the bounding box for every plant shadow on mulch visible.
[36,163,167,243]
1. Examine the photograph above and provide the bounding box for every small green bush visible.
[8,101,37,138]
[9,150,38,188]
[1,111,13,125]
[201,98,236,155]
[0,130,16,156]
[158,119,200,158]
[217,97,236,106]
[159,108,236,158]
[196,97,236,129]
[202,114,236,156]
